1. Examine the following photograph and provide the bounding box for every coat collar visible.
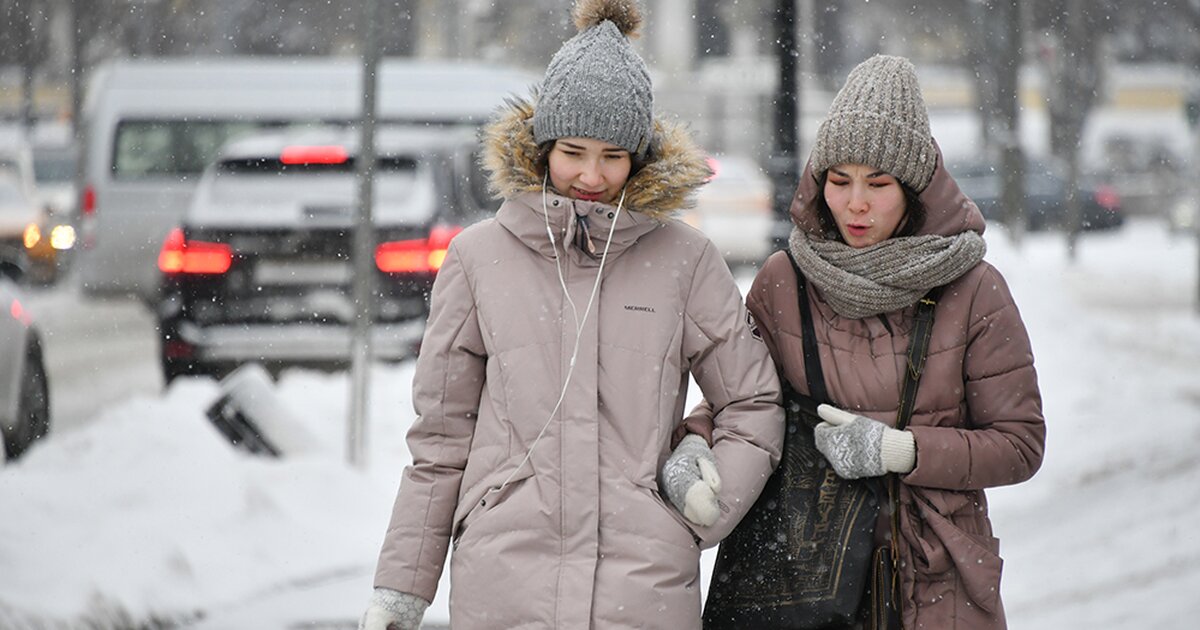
[496,190,662,265]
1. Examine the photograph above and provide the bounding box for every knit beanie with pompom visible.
[532,0,653,157]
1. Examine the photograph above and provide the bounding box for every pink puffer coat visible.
[372,96,784,629]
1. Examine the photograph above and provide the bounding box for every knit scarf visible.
[788,227,987,319]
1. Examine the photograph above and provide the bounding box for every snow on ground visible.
[1,218,1198,628]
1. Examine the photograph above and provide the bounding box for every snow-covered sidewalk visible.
[1,219,1197,628]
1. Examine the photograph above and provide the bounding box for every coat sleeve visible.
[904,265,1046,490]
[373,241,488,602]
[681,242,784,547]
[671,256,788,448]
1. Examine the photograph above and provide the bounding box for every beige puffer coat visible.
[685,145,1045,629]
[372,97,784,629]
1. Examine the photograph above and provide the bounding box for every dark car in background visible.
[0,260,50,463]
[155,126,496,382]
[948,157,1124,232]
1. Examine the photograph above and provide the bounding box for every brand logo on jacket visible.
[624,304,656,313]
[747,311,763,342]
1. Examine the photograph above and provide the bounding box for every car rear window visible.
[33,149,77,184]
[200,156,435,224]
[112,119,322,179]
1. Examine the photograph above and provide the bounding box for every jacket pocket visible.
[634,477,702,549]
[909,489,1003,614]
[452,463,535,549]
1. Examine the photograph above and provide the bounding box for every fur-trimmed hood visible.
[481,93,712,221]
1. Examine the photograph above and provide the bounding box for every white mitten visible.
[661,434,723,526]
[814,404,916,479]
[359,587,429,630]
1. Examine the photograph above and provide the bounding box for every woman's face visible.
[823,163,908,248]
[548,137,632,205]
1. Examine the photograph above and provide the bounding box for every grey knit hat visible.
[810,55,936,192]
[532,0,653,157]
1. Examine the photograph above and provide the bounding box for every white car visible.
[0,169,39,272]
[0,130,69,285]
[679,154,774,268]
[28,136,80,283]
[0,266,50,462]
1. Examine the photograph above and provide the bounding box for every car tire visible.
[4,339,50,461]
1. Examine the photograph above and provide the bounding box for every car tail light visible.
[81,185,96,217]
[1093,184,1120,211]
[163,339,195,359]
[9,297,31,326]
[376,225,463,273]
[158,227,233,275]
[280,145,349,165]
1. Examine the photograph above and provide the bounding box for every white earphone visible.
[495,173,626,491]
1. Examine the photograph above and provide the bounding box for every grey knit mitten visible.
[814,404,916,479]
[661,434,723,527]
[359,587,429,630]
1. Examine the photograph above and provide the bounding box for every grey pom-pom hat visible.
[532,1,653,157]
[809,54,936,192]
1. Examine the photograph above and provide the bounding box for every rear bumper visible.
[175,320,425,363]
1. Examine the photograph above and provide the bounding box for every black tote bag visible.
[703,262,882,630]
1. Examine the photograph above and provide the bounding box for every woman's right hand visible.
[360,587,430,630]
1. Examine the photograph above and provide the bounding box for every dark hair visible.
[534,139,651,181]
[808,169,926,241]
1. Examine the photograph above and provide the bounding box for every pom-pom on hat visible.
[809,54,936,192]
[532,0,653,157]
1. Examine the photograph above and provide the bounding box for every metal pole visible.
[998,0,1025,245]
[768,0,800,252]
[1190,1,1200,314]
[1194,86,1200,316]
[348,0,382,468]
[17,0,35,133]
[1063,0,1086,261]
[70,0,84,138]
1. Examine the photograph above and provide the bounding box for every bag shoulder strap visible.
[896,286,942,430]
[785,249,829,405]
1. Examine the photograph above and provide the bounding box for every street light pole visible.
[768,0,800,253]
[348,0,382,468]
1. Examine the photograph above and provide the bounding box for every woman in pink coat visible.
[359,2,784,629]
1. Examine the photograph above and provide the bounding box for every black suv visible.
[155,126,496,382]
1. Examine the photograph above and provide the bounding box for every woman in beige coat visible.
[359,2,783,629]
[671,55,1046,629]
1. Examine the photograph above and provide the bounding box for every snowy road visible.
[25,283,164,434]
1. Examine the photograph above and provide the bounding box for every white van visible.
[77,57,536,300]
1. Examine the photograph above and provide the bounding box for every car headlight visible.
[23,223,41,249]
[50,225,76,250]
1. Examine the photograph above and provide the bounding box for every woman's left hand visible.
[814,404,916,478]
[661,434,723,527]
